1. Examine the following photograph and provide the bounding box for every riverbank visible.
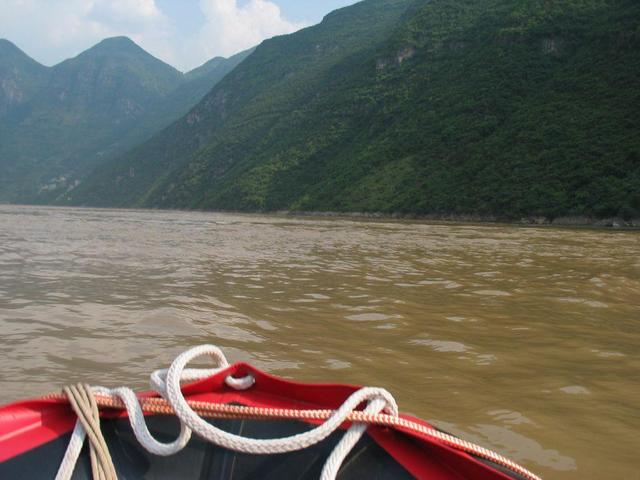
[5,202,640,229]
[284,211,640,229]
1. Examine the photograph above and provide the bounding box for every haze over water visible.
[0,205,638,479]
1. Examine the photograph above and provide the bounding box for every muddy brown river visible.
[0,205,638,479]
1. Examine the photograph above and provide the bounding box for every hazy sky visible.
[0,0,359,72]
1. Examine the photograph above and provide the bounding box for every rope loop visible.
[164,346,398,455]
[149,345,256,393]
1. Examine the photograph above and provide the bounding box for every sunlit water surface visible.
[0,205,638,479]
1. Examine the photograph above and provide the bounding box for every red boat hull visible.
[0,363,526,479]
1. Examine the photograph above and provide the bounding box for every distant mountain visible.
[142,48,253,139]
[185,57,229,81]
[0,37,252,202]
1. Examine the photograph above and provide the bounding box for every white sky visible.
[0,0,359,72]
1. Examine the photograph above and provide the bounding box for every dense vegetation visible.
[54,1,640,219]
[0,37,251,202]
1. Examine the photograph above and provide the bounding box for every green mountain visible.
[0,40,49,196]
[67,0,640,220]
[0,39,48,117]
[0,37,251,202]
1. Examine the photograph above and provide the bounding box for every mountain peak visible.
[0,38,46,69]
[89,36,143,54]
[0,38,19,51]
[0,38,29,58]
[73,36,181,77]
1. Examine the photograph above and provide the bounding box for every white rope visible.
[56,419,88,480]
[320,397,388,480]
[56,345,394,480]
[164,345,398,455]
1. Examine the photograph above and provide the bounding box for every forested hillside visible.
[63,0,640,220]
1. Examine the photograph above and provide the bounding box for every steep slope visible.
[64,0,414,207]
[69,0,640,220]
[0,38,251,203]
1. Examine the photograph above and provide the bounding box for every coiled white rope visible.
[55,345,396,480]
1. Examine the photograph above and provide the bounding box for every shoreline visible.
[3,203,639,229]
[282,210,640,229]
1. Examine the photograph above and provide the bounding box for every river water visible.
[0,205,638,478]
